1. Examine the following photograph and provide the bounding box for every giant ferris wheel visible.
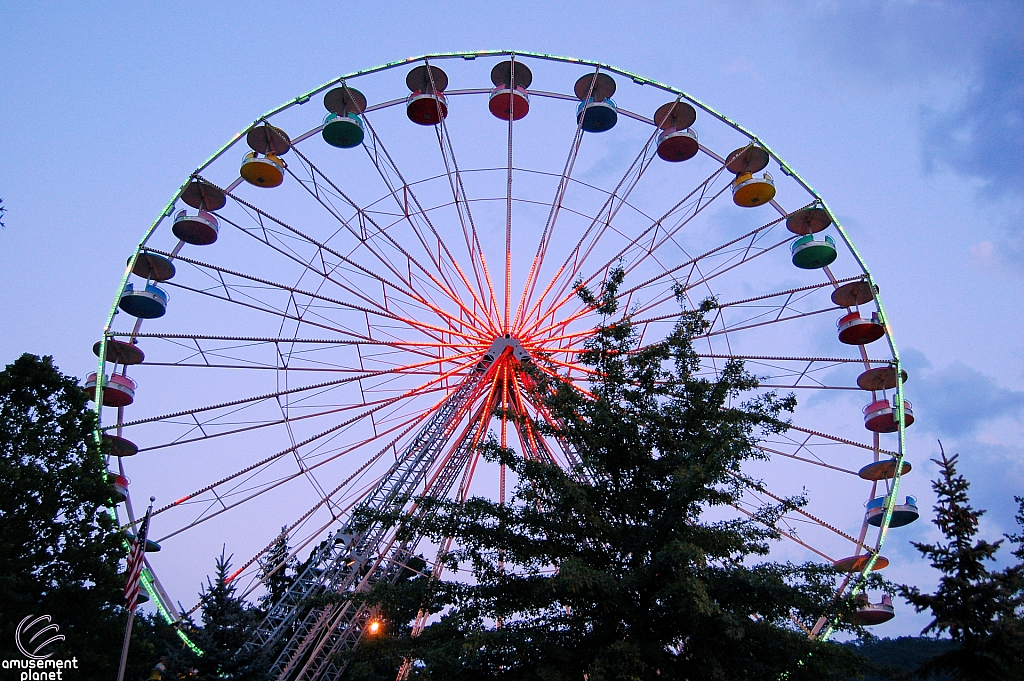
[90,51,917,679]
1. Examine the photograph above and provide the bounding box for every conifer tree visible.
[1008,495,1024,561]
[168,550,271,680]
[352,278,870,680]
[898,445,1024,680]
[259,526,298,613]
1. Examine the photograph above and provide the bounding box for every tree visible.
[354,282,869,680]
[898,445,1024,680]
[0,353,158,677]
[167,550,271,681]
[1008,495,1024,561]
[846,636,958,680]
[259,526,298,613]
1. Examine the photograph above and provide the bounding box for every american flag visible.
[124,507,151,612]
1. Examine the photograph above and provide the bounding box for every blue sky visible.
[2,1,1022,639]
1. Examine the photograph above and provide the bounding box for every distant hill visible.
[844,636,959,679]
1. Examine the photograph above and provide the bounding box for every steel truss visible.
[254,356,507,680]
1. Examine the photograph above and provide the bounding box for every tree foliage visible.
[353,281,869,680]
[898,445,1024,680]
[0,353,158,677]
[845,636,957,680]
[259,526,298,613]
[167,550,271,680]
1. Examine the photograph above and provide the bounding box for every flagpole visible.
[115,609,136,681]
[117,497,154,681]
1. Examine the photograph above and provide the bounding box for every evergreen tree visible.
[0,353,158,678]
[1007,495,1024,561]
[897,445,1024,680]
[259,526,298,612]
[354,280,869,680]
[168,550,271,681]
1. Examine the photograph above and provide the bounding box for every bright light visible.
[367,619,382,635]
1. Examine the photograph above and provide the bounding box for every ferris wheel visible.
[90,51,915,678]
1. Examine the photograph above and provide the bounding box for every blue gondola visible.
[866,495,919,527]
[577,97,617,132]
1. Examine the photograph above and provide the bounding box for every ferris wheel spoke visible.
[543,355,599,380]
[729,471,877,554]
[429,93,502,327]
[629,276,853,328]
[519,132,660,331]
[359,115,501,330]
[516,86,592,330]
[155,276,464,350]
[105,367,421,430]
[132,362,460,376]
[514,393,564,469]
[527,167,733,332]
[520,184,744,342]
[509,373,549,464]
[151,247,486,349]
[149,361,476,519]
[717,277,858,310]
[503,69,516,333]
[776,424,897,459]
[147,276,370,340]
[154,405,437,544]
[731,503,836,563]
[694,352,892,365]
[125,384,449,455]
[626,303,838,342]
[757,444,859,476]
[522,390,585,472]
[530,361,597,400]
[220,171,498,344]
[278,150,497,337]
[113,332,485,354]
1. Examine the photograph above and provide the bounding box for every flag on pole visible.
[124,506,152,612]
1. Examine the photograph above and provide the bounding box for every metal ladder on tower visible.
[248,362,494,680]
[296,390,498,681]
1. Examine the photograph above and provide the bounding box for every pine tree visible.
[898,445,1024,680]
[168,550,271,680]
[259,526,297,613]
[354,280,869,680]
[1008,496,1024,561]
[0,353,159,678]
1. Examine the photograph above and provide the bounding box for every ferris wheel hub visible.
[480,336,532,369]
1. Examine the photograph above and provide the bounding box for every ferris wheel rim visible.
[92,51,910,649]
